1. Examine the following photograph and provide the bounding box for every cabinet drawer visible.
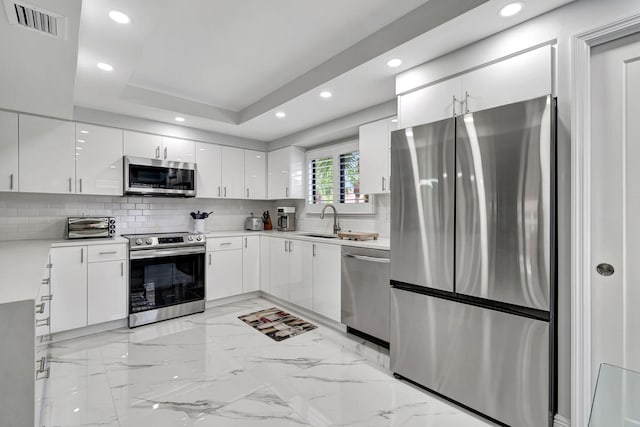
[207,237,243,251]
[88,244,127,262]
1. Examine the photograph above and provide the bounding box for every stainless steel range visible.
[123,232,206,327]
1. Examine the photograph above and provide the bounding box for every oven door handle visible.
[130,247,205,260]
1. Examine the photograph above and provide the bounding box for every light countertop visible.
[205,230,390,250]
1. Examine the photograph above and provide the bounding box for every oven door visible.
[129,247,205,318]
[124,156,197,197]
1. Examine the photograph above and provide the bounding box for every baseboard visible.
[205,291,260,308]
[554,414,571,427]
[50,318,127,343]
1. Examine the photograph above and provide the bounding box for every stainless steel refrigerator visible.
[390,95,556,427]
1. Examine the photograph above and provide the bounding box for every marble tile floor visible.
[41,298,492,427]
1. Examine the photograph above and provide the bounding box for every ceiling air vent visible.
[3,0,65,39]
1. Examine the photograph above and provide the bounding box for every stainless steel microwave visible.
[124,156,197,197]
[67,217,116,239]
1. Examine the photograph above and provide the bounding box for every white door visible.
[269,238,290,300]
[312,243,341,321]
[208,250,243,300]
[289,240,313,310]
[590,33,640,389]
[19,115,75,194]
[267,147,289,199]
[221,146,245,198]
[0,111,18,191]
[245,150,266,199]
[88,260,127,324]
[161,136,195,162]
[260,236,270,292]
[50,246,88,333]
[75,124,123,196]
[195,142,222,198]
[359,118,391,194]
[123,130,162,159]
[242,236,260,292]
[397,77,462,128]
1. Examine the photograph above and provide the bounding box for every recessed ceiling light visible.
[108,10,130,24]
[77,139,85,143]
[386,58,402,68]
[499,2,524,17]
[391,118,398,123]
[175,117,185,122]
[80,130,88,134]
[97,62,113,71]
[275,111,286,118]
[320,91,332,99]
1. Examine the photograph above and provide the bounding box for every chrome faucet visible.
[320,204,341,234]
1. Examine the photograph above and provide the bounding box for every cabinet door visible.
[208,250,243,300]
[267,148,288,199]
[359,118,391,194]
[50,246,88,333]
[242,236,260,292]
[269,238,290,300]
[245,150,266,199]
[19,115,75,194]
[312,243,341,321]
[75,124,123,196]
[195,142,222,198]
[398,77,462,128]
[123,130,162,159]
[260,236,270,292]
[462,45,552,114]
[161,136,195,162]
[0,111,18,192]
[88,260,126,325]
[288,146,305,199]
[289,240,313,310]
[221,146,245,198]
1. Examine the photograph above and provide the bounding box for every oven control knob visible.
[146,238,153,245]
[135,238,142,245]
[196,235,202,241]
[187,235,194,241]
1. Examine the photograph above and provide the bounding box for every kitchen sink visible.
[299,232,339,239]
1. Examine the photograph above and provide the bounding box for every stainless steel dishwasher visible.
[341,246,391,345]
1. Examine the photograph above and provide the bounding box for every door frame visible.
[571,12,640,427]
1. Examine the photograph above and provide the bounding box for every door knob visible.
[596,263,615,276]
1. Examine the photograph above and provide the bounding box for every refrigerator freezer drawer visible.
[390,288,549,427]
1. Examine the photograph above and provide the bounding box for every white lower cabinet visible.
[50,243,127,333]
[242,236,260,293]
[88,260,127,325]
[260,236,271,293]
[269,237,291,300]
[311,243,341,322]
[207,250,243,300]
[289,240,313,310]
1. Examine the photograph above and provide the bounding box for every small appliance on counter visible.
[66,217,116,239]
[276,207,296,231]
[245,213,264,231]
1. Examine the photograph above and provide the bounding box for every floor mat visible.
[238,307,317,341]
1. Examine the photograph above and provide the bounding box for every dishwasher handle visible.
[343,253,390,264]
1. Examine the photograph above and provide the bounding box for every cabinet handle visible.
[155,146,160,159]
[36,357,50,380]
[284,240,288,252]
[164,147,167,160]
[99,251,117,255]
[224,186,227,197]
[35,303,45,314]
[35,318,49,327]
[382,177,386,192]
[245,237,247,248]
[465,91,470,114]
[313,244,316,257]
[288,240,292,252]
[246,188,249,198]
[285,186,289,198]
[80,248,84,264]
[220,242,232,246]
[121,262,124,277]
[41,278,50,285]
[209,253,212,265]
[9,173,13,190]
[41,294,53,301]
[68,177,72,192]
[218,186,221,197]
[79,178,83,193]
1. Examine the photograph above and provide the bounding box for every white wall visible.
[0,193,274,240]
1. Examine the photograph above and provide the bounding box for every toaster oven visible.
[66,217,116,239]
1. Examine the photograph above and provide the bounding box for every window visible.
[306,141,373,214]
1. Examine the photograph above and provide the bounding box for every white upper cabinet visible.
[160,136,195,162]
[195,142,222,198]
[398,77,462,128]
[75,124,123,196]
[220,146,245,199]
[461,45,553,113]
[267,146,305,199]
[123,130,162,159]
[244,150,266,199]
[359,117,396,194]
[19,115,75,194]
[0,111,18,192]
